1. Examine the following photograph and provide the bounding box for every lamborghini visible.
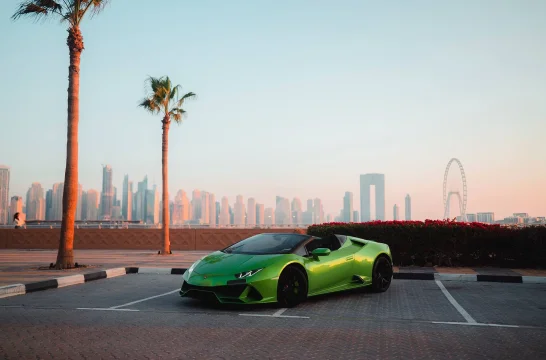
[179,232,393,307]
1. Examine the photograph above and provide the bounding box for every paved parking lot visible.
[1,274,545,359]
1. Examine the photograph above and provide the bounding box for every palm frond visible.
[169,108,187,124]
[11,0,63,21]
[139,98,160,114]
[177,92,196,108]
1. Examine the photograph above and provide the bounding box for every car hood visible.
[191,251,284,275]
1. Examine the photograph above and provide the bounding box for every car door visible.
[303,237,356,294]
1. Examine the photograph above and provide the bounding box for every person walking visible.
[13,212,25,229]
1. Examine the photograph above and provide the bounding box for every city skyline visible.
[1,163,543,226]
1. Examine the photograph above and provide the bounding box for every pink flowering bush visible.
[307,220,546,268]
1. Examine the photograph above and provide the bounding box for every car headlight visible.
[235,268,264,279]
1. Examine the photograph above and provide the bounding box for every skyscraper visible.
[100,165,114,220]
[0,165,9,224]
[256,203,264,226]
[247,197,256,226]
[76,184,83,221]
[220,196,230,226]
[9,196,23,221]
[134,176,148,221]
[81,191,88,220]
[191,190,202,222]
[172,190,190,225]
[52,182,64,221]
[291,197,303,225]
[353,210,359,223]
[477,212,495,224]
[275,196,291,225]
[85,189,99,221]
[264,207,275,225]
[313,198,324,224]
[146,186,159,224]
[45,189,53,221]
[303,199,314,225]
[393,204,399,220]
[234,195,245,226]
[209,193,216,227]
[200,191,210,224]
[122,175,133,221]
[343,191,354,222]
[26,183,45,221]
[405,194,412,221]
[360,173,385,221]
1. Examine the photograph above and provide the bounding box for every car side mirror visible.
[311,248,331,257]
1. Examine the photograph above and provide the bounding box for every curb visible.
[1,267,545,299]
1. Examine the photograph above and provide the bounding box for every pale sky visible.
[1,0,545,220]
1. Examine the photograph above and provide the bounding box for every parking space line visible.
[431,321,520,328]
[435,280,476,323]
[109,289,180,309]
[272,308,288,317]
[77,308,140,312]
[239,313,310,319]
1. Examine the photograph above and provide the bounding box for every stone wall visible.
[0,228,306,251]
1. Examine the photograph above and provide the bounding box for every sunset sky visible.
[1,0,545,220]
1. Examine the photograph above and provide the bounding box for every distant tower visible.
[100,165,114,220]
[256,203,265,226]
[247,197,256,226]
[343,192,354,222]
[26,183,46,221]
[209,193,216,227]
[0,165,9,225]
[52,182,64,221]
[405,194,411,220]
[9,196,23,221]
[220,197,230,226]
[360,173,385,221]
[234,195,246,226]
[393,204,399,220]
[122,175,133,221]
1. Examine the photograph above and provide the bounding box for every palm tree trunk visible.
[161,117,171,255]
[56,26,84,269]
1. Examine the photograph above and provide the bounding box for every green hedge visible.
[307,220,546,268]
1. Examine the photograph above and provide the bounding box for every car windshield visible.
[223,233,310,255]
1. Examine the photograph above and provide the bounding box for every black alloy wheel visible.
[277,266,308,308]
[372,256,393,292]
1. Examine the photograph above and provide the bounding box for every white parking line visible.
[435,280,476,323]
[77,308,140,312]
[239,313,310,319]
[109,289,180,309]
[272,308,288,317]
[432,321,520,328]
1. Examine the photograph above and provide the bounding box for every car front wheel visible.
[277,266,308,308]
[371,256,393,292]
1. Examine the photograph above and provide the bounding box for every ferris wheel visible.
[442,158,468,221]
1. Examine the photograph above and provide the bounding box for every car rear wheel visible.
[277,266,308,308]
[371,256,393,292]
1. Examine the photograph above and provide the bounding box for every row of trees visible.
[12,1,193,268]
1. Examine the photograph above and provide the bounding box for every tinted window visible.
[223,233,310,255]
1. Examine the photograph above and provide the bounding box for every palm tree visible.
[11,1,109,269]
[139,76,196,255]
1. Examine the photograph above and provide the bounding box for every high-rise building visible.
[360,173,385,221]
[404,194,411,221]
[313,198,324,224]
[134,176,148,221]
[51,182,64,221]
[85,189,99,221]
[343,191,354,222]
[353,210,359,223]
[303,199,314,225]
[220,196,230,226]
[256,203,265,226]
[247,198,256,226]
[264,207,275,225]
[81,191,88,220]
[26,183,45,221]
[0,166,9,225]
[209,193,216,227]
[9,196,23,221]
[466,213,477,222]
[393,204,399,220]
[234,195,245,226]
[191,190,202,222]
[477,212,495,224]
[200,191,210,224]
[146,186,159,224]
[291,197,303,225]
[172,190,190,225]
[45,189,53,221]
[215,201,220,225]
[275,196,291,225]
[100,165,114,220]
[122,175,133,221]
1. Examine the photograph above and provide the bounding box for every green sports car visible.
[179,232,393,307]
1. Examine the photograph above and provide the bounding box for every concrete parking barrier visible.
[0,283,26,298]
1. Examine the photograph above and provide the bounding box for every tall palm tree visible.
[11,1,109,269]
[139,76,196,255]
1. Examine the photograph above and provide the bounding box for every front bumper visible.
[180,279,268,304]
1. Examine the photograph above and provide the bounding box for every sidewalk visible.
[1,249,545,286]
